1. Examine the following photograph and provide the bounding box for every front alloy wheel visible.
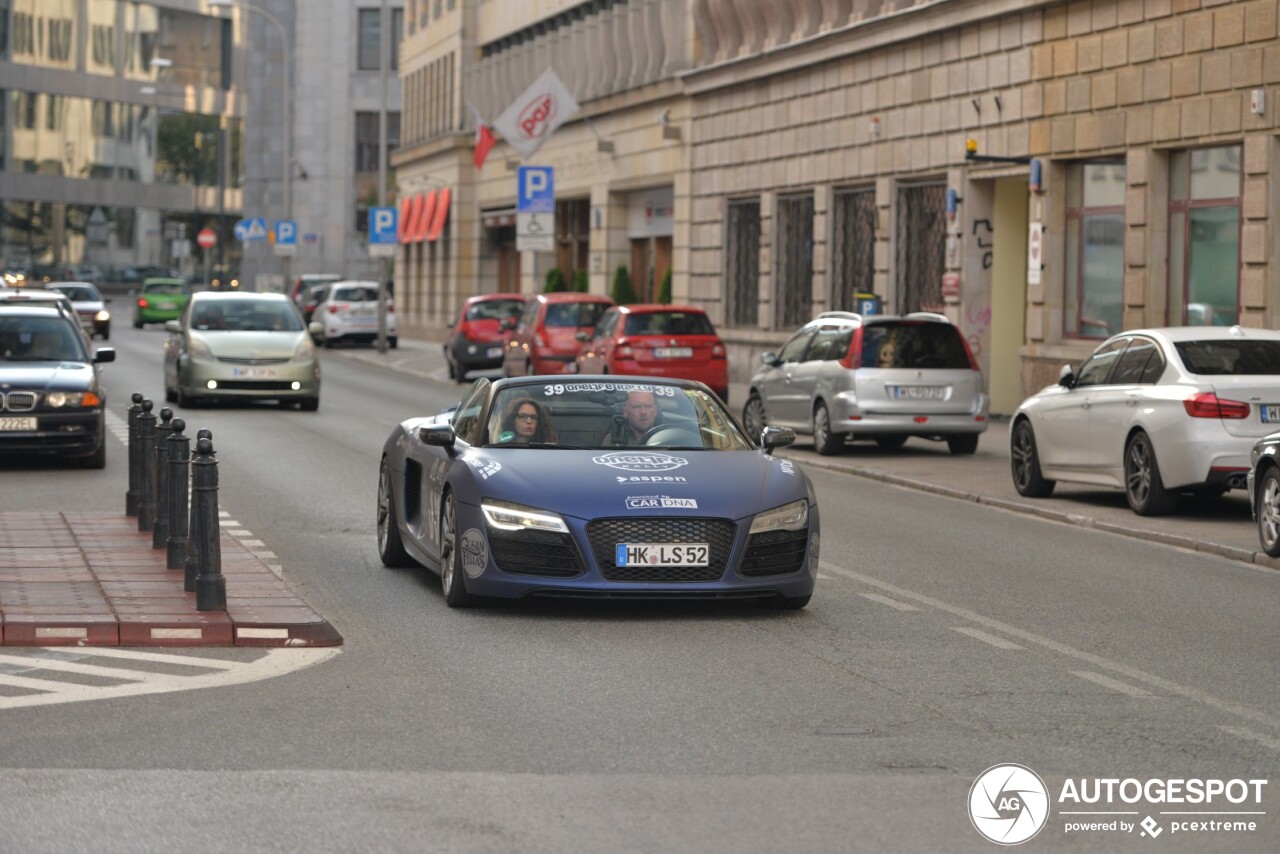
[439,493,475,607]
[1257,469,1280,557]
[1010,420,1054,497]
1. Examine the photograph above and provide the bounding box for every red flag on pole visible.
[469,102,496,171]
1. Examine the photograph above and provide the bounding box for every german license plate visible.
[1261,405,1280,423]
[487,346,504,359]
[350,309,375,318]
[0,417,37,431]
[890,385,946,400]
[615,543,709,567]
[231,367,277,378]
[654,347,693,359]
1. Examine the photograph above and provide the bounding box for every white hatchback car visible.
[1011,326,1280,515]
[312,280,397,348]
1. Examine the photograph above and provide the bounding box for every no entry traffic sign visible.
[197,228,217,249]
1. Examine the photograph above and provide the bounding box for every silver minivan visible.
[742,311,989,455]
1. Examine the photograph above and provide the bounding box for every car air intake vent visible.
[488,527,584,577]
[587,517,735,582]
[3,392,37,411]
[740,529,809,577]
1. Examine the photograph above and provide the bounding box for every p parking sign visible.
[369,206,397,258]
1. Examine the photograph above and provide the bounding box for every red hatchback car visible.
[503,293,614,377]
[573,304,729,403]
[444,293,528,382]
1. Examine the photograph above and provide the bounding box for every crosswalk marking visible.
[0,652,201,682]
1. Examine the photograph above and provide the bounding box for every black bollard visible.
[166,419,190,570]
[185,429,213,592]
[152,408,174,549]
[125,393,144,516]
[137,400,157,533]
[192,435,226,612]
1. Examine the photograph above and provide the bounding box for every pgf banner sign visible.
[492,68,581,160]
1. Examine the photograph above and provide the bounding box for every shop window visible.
[1169,147,1241,327]
[775,194,814,329]
[725,199,761,327]
[831,187,876,312]
[895,183,946,313]
[1065,161,1126,339]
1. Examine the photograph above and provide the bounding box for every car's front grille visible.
[212,381,297,391]
[488,527,584,577]
[587,517,736,583]
[216,357,291,365]
[740,529,809,577]
[2,392,37,412]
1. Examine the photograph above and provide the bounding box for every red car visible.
[573,304,729,403]
[502,292,613,377]
[443,293,528,383]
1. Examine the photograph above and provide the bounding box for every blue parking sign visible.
[368,207,397,245]
[517,167,554,214]
[275,219,297,246]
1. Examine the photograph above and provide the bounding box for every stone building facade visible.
[397,0,1275,416]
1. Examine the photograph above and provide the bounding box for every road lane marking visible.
[0,652,189,682]
[42,647,239,669]
[858,593,919,611]
[820,559,1280,732]
[1219,726,1280,752]
[951,626,1023,650]
[1071,670,1155,699]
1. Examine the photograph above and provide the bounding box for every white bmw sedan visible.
[1010,326,1280,516]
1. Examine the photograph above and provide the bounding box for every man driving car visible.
[605,390,661,445]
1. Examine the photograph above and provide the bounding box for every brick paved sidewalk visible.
[0,512,341,648]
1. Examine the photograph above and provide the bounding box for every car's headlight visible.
[749,499,809,534]
[480,499,569,533]
[291,335,314,360]
[45,391,102,408]
[188,337,213,359]
[94,310,110,321]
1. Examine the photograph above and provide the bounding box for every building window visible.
[48,18,73,62]
[1065,161,1126,339]
[357,8,403,71]
[91,100,115,138]
[11,12,33,56]
[92,24,115,68]
[12,90,36,129]
[895,183,946,313]
[775,194,814,330]
[45,94,64,130]
[725,199,761,327]
[354,111,401,232]
[1169,146,1242,326]
[831,188,876,312]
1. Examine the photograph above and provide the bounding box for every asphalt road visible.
[0,324,1277,853]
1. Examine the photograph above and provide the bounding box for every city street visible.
[0,325,1277,852]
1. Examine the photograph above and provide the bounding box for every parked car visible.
[48,282,111,339]
[0,288,76,316]
[502,292,613,377]
[162,291,320,410]
[310,280,397,347]
[133,278,191,328]
[62,264,103,285]
[299,282,334,323]
[0,302,115,467]
[1012,326,1280,516]
[573,304,729,403]
[376,375,816,608]
[742,311,988,455]
[444,293,528,383]
[289,273,342,310]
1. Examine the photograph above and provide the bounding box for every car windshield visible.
[545,301,609,328]
[144,281,189,295]
[483,381,751,450]
[333,286,379,302]
[52,285,100,301]
[861,322,970,369]
[0,316,87,362]
[624,311,715,336]
[191,300,303,332]
[466,299,525,321]
[1174,340,1280,375]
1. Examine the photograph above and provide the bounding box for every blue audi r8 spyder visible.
[377,376,819,608]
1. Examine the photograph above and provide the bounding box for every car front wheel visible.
[1010,420,1054,497]
[1124,430,1177,516]
[1257,468,1280,557]
[439,493,476,607]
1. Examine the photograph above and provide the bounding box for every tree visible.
[573,269,588,292]
[610,264,637,305]
[544,268,567,293]
[656,269,672,304]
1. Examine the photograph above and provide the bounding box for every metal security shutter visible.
[725,199,761,327]
[775,194,814,329]
[831,188,876,312]
[896,183,946,313]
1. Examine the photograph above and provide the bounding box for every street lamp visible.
[207,0,292,292]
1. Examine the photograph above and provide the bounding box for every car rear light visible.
[1183,392,1251,419]
[329,303,349,315]
[616,345,634,359]
[711,343,726,359]
[960,334,981,371]
[386,302,395,314]
[536,333,547,348]
[839,327,864,369]
[138,298,148,308]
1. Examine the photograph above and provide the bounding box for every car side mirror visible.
[575,331,589,342]
[761,351,780,368]
[760,426,796,455]
[164,320,181,333]
[419,424,456,449]
[1058,364,1075,388]
[93,347,116,364]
